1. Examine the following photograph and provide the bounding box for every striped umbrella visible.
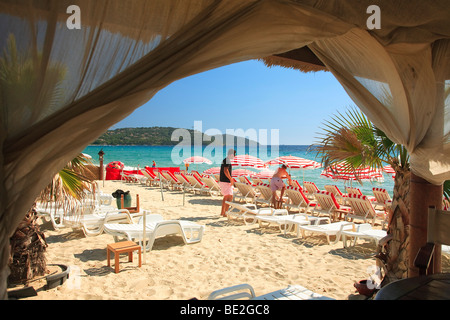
[265,155,321,170]
[321,163,384,182]
[382,165,396,179]
[250,169,275,179]
[183,156,213,164]
[202,167,221,175]
[230,155,265,168]
[231,169,256,177]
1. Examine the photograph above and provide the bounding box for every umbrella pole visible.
[142,210,146,263]
[158,171,164,201]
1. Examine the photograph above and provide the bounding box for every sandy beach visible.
[25,180,411,300]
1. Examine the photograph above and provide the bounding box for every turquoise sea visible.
[83,145,395,197]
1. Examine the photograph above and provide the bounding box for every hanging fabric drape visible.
[1,0,449,298]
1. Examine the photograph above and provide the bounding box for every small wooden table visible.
[375,273,450,300]
[107,241,142,273]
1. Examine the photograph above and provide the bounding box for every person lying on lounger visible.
[270,165,293,208]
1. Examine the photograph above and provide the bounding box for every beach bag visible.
[112,189,131,209]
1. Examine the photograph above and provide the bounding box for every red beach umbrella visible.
[265,155,321,170]
[250,169,275,179]
[183,156,213,164]
[202,167,221,175]
[230,155,265,168]
[231,169,256,177]
[321,163,384,182]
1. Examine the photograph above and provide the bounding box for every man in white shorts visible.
[219,149,236,217]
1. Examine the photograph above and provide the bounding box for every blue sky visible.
[113,59,355,145]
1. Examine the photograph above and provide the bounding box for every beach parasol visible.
[265,155,321,170]
[383,165,396,179]
[250,169,275,179]
[230,155,265,168]
[183,156,212,172]
[202,167,221,175]
[266,155,322,186]
[183,156,213,165]
[382,165,395,174]
[231,169,256,177]
[106,161,124,170]
[321,163,384,183]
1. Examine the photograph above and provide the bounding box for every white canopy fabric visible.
[1,0,449,298]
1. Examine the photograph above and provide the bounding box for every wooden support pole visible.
[408,173,443,277]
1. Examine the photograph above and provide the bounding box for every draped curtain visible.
[0,0,449,298]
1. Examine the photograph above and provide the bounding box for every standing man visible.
[219,149,236,217]
[270,164,293,208]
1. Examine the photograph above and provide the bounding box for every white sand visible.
[27,180,387,300]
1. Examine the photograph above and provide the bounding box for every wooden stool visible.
[107,241,142,273]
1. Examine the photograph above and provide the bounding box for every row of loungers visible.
[231,180,390,227]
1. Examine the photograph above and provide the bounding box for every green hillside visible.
[91,127,259,146]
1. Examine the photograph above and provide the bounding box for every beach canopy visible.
[265,156,321,170]
[230,155,265,168]
[1,0,450,298]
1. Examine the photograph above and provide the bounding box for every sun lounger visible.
[207,283,334,300]
[324,185,348,204]
[297,220,354,244]
[233,182,260,204]
[346,187,376,202]
[312,190,351,221]
[284,186,317,213]
[63,208,142,237]
[183,173,206,194]
[200,175,222,196]
[160,170,184,190]
[341,223,388,247]
[345,194,387,226]
[35,202,66,229]
[255,183,273,206]
[372,187,392,210]
[142,169,159,186]
[103,213,205,251]
[225,201,282,225]
[256,213,328,235]
[304,181,320,199]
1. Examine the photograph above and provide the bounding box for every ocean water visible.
[83,145,395,196]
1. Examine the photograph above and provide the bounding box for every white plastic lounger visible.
[341,223,387,247]
[256,213,329,235]
[104,214,205,251]
[207,283,334,300]
[225,201,283,225]
[298,220,354,244]
[64,209,141,237]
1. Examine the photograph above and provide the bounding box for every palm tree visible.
[8,154,96,284]
[314,107,450,283]
[312,107,412,283]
